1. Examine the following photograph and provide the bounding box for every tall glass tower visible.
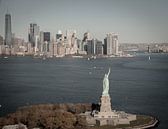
[5,13,12,46]
[28,23,39,47]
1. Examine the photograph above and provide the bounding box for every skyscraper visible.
[104,33,112,55]
[56,30,63,42]
[82,32,92,52]
[0,35,3,45]
[5,13,12,46]
[87,39,103,55]
[104,33,119,55]
[39,31,44,52]
[40,31,44,43]
[28,23,39,47]
[95,40,103,55]
[44,32,50,42]
[113,34,119,55]
[87,39,95,55]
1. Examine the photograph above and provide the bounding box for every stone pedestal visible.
[100,95,112,112]
[94,95,119,119]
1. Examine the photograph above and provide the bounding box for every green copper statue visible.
[102,68,111,96]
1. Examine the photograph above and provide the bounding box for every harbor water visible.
[0,54,168,128]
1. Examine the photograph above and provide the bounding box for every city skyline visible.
[0,0,168,43]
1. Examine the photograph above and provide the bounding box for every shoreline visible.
[0,54,134,58]
[0,103,159,129]
[1,53,168,59]
[132,117,159,129]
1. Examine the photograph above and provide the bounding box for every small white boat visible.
[4,56,8,59]
[72,55,83,58]
[148,56,151,60]
[93,56,96,59]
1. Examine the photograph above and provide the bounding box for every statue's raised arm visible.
[107,68,111,77]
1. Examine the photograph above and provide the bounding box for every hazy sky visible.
[0,0,168,43]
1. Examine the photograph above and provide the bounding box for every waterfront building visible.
[86,39,103,55]
[34,35,39,54]
[0,45,5,55]
[65,47,71,55]
[104,33,112,55]
[0,44,11,55]
[48,41,53,57]
[57,43,65,56]
[70,33,78,54]
[0,45,2,55]
[87,39,95,55]
[44,32,50,52]
[40,31,44,43]
[76,39,87,54]
[53,42,57,56]
[113,34,118,55]
[4,45,10,55]
[39,31,44,52]
[11,37,25,55]
[96,40,103,55]
[27,42,33,55]
[148,45,151,53]
[104,33,119,55]
[28,23,34,44]
[44,32,50,42]
[66,30,72,46]
[56,30,63,42]
[83,32,91,41]
[5,13,12,46]
[66,30,77,47]
[43,41,48,53]
[0,45,2,54]
[81,32,92,52]
[0,35,3,45]
[28,23,40,47]
[77,39,82,50]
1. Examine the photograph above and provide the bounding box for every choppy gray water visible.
[0,54,168,128]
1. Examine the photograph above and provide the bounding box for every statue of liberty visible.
[102,68,111,96]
